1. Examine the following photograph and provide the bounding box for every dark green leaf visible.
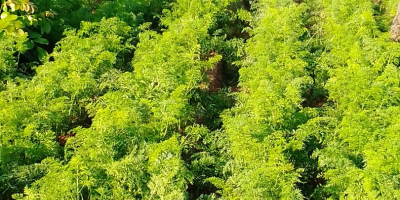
[25,40,34,49]
[33,38,49,45]
[40,21,51,34]
[29,31,42,39]
[37,46,47,61]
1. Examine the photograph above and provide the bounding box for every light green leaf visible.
[0,12,8,19]
[0,20,10,30]
[13,20,24,28]
[4,14,18,21]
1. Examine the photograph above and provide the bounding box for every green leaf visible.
[11,193,24,200]
[40,21,51,34]
[25,40,34,49]
[29,31,42,39]
[9,15,18,21]
[0,20,10,30]
[34,38,49,45]
[5,25,15,33]
[3,14,18,21]
[205,177,225,189]
[0,12,8,19]
[13,20,24,28]
[37,46,47,61]
[1,4,8,12]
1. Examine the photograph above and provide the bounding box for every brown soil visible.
[57,132,76,147]
[204,52,223,94]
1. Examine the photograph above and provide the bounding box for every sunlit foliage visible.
[1,0,400,199]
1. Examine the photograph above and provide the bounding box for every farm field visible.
[1,0,400,199]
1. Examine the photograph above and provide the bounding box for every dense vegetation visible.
[1,0,400,199]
